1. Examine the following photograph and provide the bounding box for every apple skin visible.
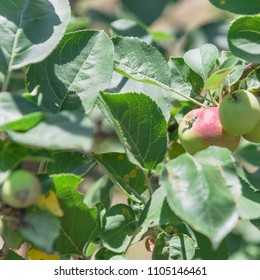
[219,90,260,135]
[178,107,241,155]
[243,121,260,143]
[1,170,41,209]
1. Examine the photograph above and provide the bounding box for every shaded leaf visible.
[53,174,98,255]
[107,71,170,121]
[246,68,260,92]
[7,111,93,153]
[0,141,52,172]
[102,204,137,253]
[99,92,167,170]
[84,176,114,210]
[237,144,260,166]
[244,169,260,191]
[111,19,152,43]
[95,248,126,260]
[4,250,24,260]
[93,152,147,202]
[19,211,59,253]
[237,180,260,219]
[47,152,94,176]
[27,30,114,113]
[139,187,180,229]
[168,57,204,99]
[183,44,219,82]
[0,0,70,73]
[209,0,260,15]
[228,16,260,63]
[152,233,195,260]
[160,147,241,248]
[195,232,228,260]
[0,92,42,131]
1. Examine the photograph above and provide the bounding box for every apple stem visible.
[218,86,223,104]
[160,84,207,108]
[208,92,219,107]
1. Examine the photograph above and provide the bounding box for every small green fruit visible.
[1,170,41,209]
[243,121,260,143]
[178,107,241,155]
[219,90,260,135]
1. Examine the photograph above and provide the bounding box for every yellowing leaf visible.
[28,248,60,260]
[36,190,63,217]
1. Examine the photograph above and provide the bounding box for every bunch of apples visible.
[178,90,260,155]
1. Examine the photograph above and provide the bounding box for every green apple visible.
[243,121,260,143]
[178,107,241,155]
[219,90,260,135]
[1,170,41,209]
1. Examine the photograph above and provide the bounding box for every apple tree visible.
[0,0,259,260]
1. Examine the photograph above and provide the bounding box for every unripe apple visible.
[1,170,41,209]
[243,121,260,143]
[178,107,241,155]
[219,90,260,135]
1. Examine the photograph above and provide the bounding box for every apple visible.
[1,170,41,209]
[219,90,260,135]
[178,107,241,155]
[243,121,260,143]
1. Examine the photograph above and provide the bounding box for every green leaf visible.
[1,220,24,250]
[183,44,219,82]
[111,19,152,43]
[4,250,24,260]
[247,68,260,92]
[0,141,52,172]
[209,0,260,15]
[52,174,98,255]
[228,16,260,63]
[195,232,228,260]
[93,152,147,202]
[160,147,241,248]
[95,248,126,260]
[152,233,195,260]
[102,204,137,253]
[47,152,94,176]
[112,36,171,87]
[0,92,42,131]
[238,144,260,166]
[223,64,244,88]
[84,176,114,210]
[7,111,93,153]
[205,68,232,90]
[19,211,60,253]
[99,92,167,170]
[27,30,114,113]
[107,71,170,121]
[237,180,260,219]
[245,169,260,190]
[168,57,204,100]
[0,0,70,73]
[139,187,180,229]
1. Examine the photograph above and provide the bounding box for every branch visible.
[0,243,9,260]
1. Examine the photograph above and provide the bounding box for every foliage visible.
[0,0,259,260]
